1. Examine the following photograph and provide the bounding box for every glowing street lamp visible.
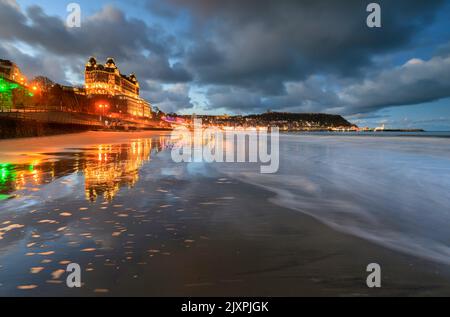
[97,103,109,124]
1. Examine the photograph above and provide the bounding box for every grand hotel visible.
[0,56,154,119]
[84,57,152,118]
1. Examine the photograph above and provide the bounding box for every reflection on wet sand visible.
[0,136,168,202]
[84,139,154,202]
[2,132,450,296]
[0,134,208,294]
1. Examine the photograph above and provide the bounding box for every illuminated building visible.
[0,60,31,111]
[0,59,27,84]
[85,57,152,118]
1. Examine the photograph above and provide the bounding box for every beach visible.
[0,131,450,296]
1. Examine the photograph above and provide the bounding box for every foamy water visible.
[215,134,450,265]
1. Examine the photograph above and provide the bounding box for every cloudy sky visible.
[1,0,450,130]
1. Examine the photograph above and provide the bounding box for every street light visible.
[98,103,109,125]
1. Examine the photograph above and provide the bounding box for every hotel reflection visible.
[0,138,168,202]
[84,139,153,202]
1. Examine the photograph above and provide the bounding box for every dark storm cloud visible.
[0,0,194,112]
[436,41,450,57]
[203,77,340,114]
[0,1,192,84]
[120,54,192,83]
[338,55,450,114]
[141,0,450,115]
[203,52,450,116]
[0,41,69,84]
[0,3,145,57]
[162,0,445,93]
[204,86,263,113]
[1,0,449,115]
[141,81,193,113]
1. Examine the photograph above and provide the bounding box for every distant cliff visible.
[244,112,355,128]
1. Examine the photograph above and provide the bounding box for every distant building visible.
[0,59,26,84]
[0,60,32,112]
[84,57,152,118]
[374,124,385,131]
[85,57,139,97]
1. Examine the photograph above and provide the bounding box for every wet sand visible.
[0,132,449,296]
[86,176,450,297]
[0,131,171,164]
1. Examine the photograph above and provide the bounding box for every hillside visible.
[244,112,355,128]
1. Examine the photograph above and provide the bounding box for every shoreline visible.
[0,130,172,163]
[0,131,449,296]
[0,128,173,141]
[1,170,450,296]
[0,114,172,140]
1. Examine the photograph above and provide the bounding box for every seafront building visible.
[84,57,152,118]
[0,59,32,112]
[0,56,160,135]
[0,59,27,84]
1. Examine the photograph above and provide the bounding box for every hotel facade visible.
[84,57,152,118]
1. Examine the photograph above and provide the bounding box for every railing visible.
[0,109,163,129]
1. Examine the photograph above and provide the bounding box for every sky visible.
[1,0,450,130]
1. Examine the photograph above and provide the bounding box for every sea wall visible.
[0,117,91,139]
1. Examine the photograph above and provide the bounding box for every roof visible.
[0,59,14,66]
[85,56,139,84]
